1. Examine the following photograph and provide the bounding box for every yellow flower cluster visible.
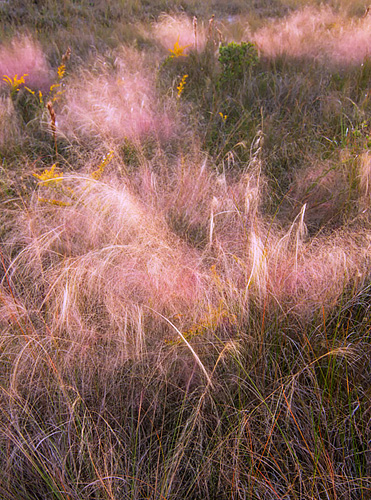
[33,164,62,186]
[3,48,70,108]
[177,74,188,98]
[33,164,74,206]
[168,36,190,58]
[2,73,28,95]
[33,150,114,207]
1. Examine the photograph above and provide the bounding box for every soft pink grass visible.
[252,6,371,65]
[152,14,207,54]
[2,153,371,364]
[60,48,175,142]
[0,35,50,90]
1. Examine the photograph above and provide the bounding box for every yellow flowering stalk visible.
[57,63,66,80]
[49,72,64,103]
[37,197,71,207]
[49,47,71,103]
[91,151,114,180]
[177,74,188,98]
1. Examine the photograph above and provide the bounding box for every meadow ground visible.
[0,1,371,498]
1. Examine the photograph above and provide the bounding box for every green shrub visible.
[218,41,259,91]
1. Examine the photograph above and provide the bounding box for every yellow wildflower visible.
[33,164,62,186]
[91,150,114,180]
[169,36,190,58]
[219,112,227,123]
[57,63,65,80]
[2,73,28,94]
[177,74,188,98]
[49,83,61,93]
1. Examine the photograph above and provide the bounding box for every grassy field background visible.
[0,1,371,498]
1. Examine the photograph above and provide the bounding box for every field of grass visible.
[0,1,371,498]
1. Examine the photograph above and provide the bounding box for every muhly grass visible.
[1,147,371,498]
[252,5,371,65]
[152,13,207,54]
[0,3,371,499]
[59,47,175,143]
[0,35,51,91]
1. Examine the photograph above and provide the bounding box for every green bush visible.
[218,41,259,91]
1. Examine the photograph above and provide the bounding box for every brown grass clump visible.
[0,96,22,148]
[287,160,351,230]
[130,149,371,322]
[358,150,371,205]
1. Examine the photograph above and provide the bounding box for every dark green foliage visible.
[218,41,259,91]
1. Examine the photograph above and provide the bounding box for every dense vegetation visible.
[0,1,370,498]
